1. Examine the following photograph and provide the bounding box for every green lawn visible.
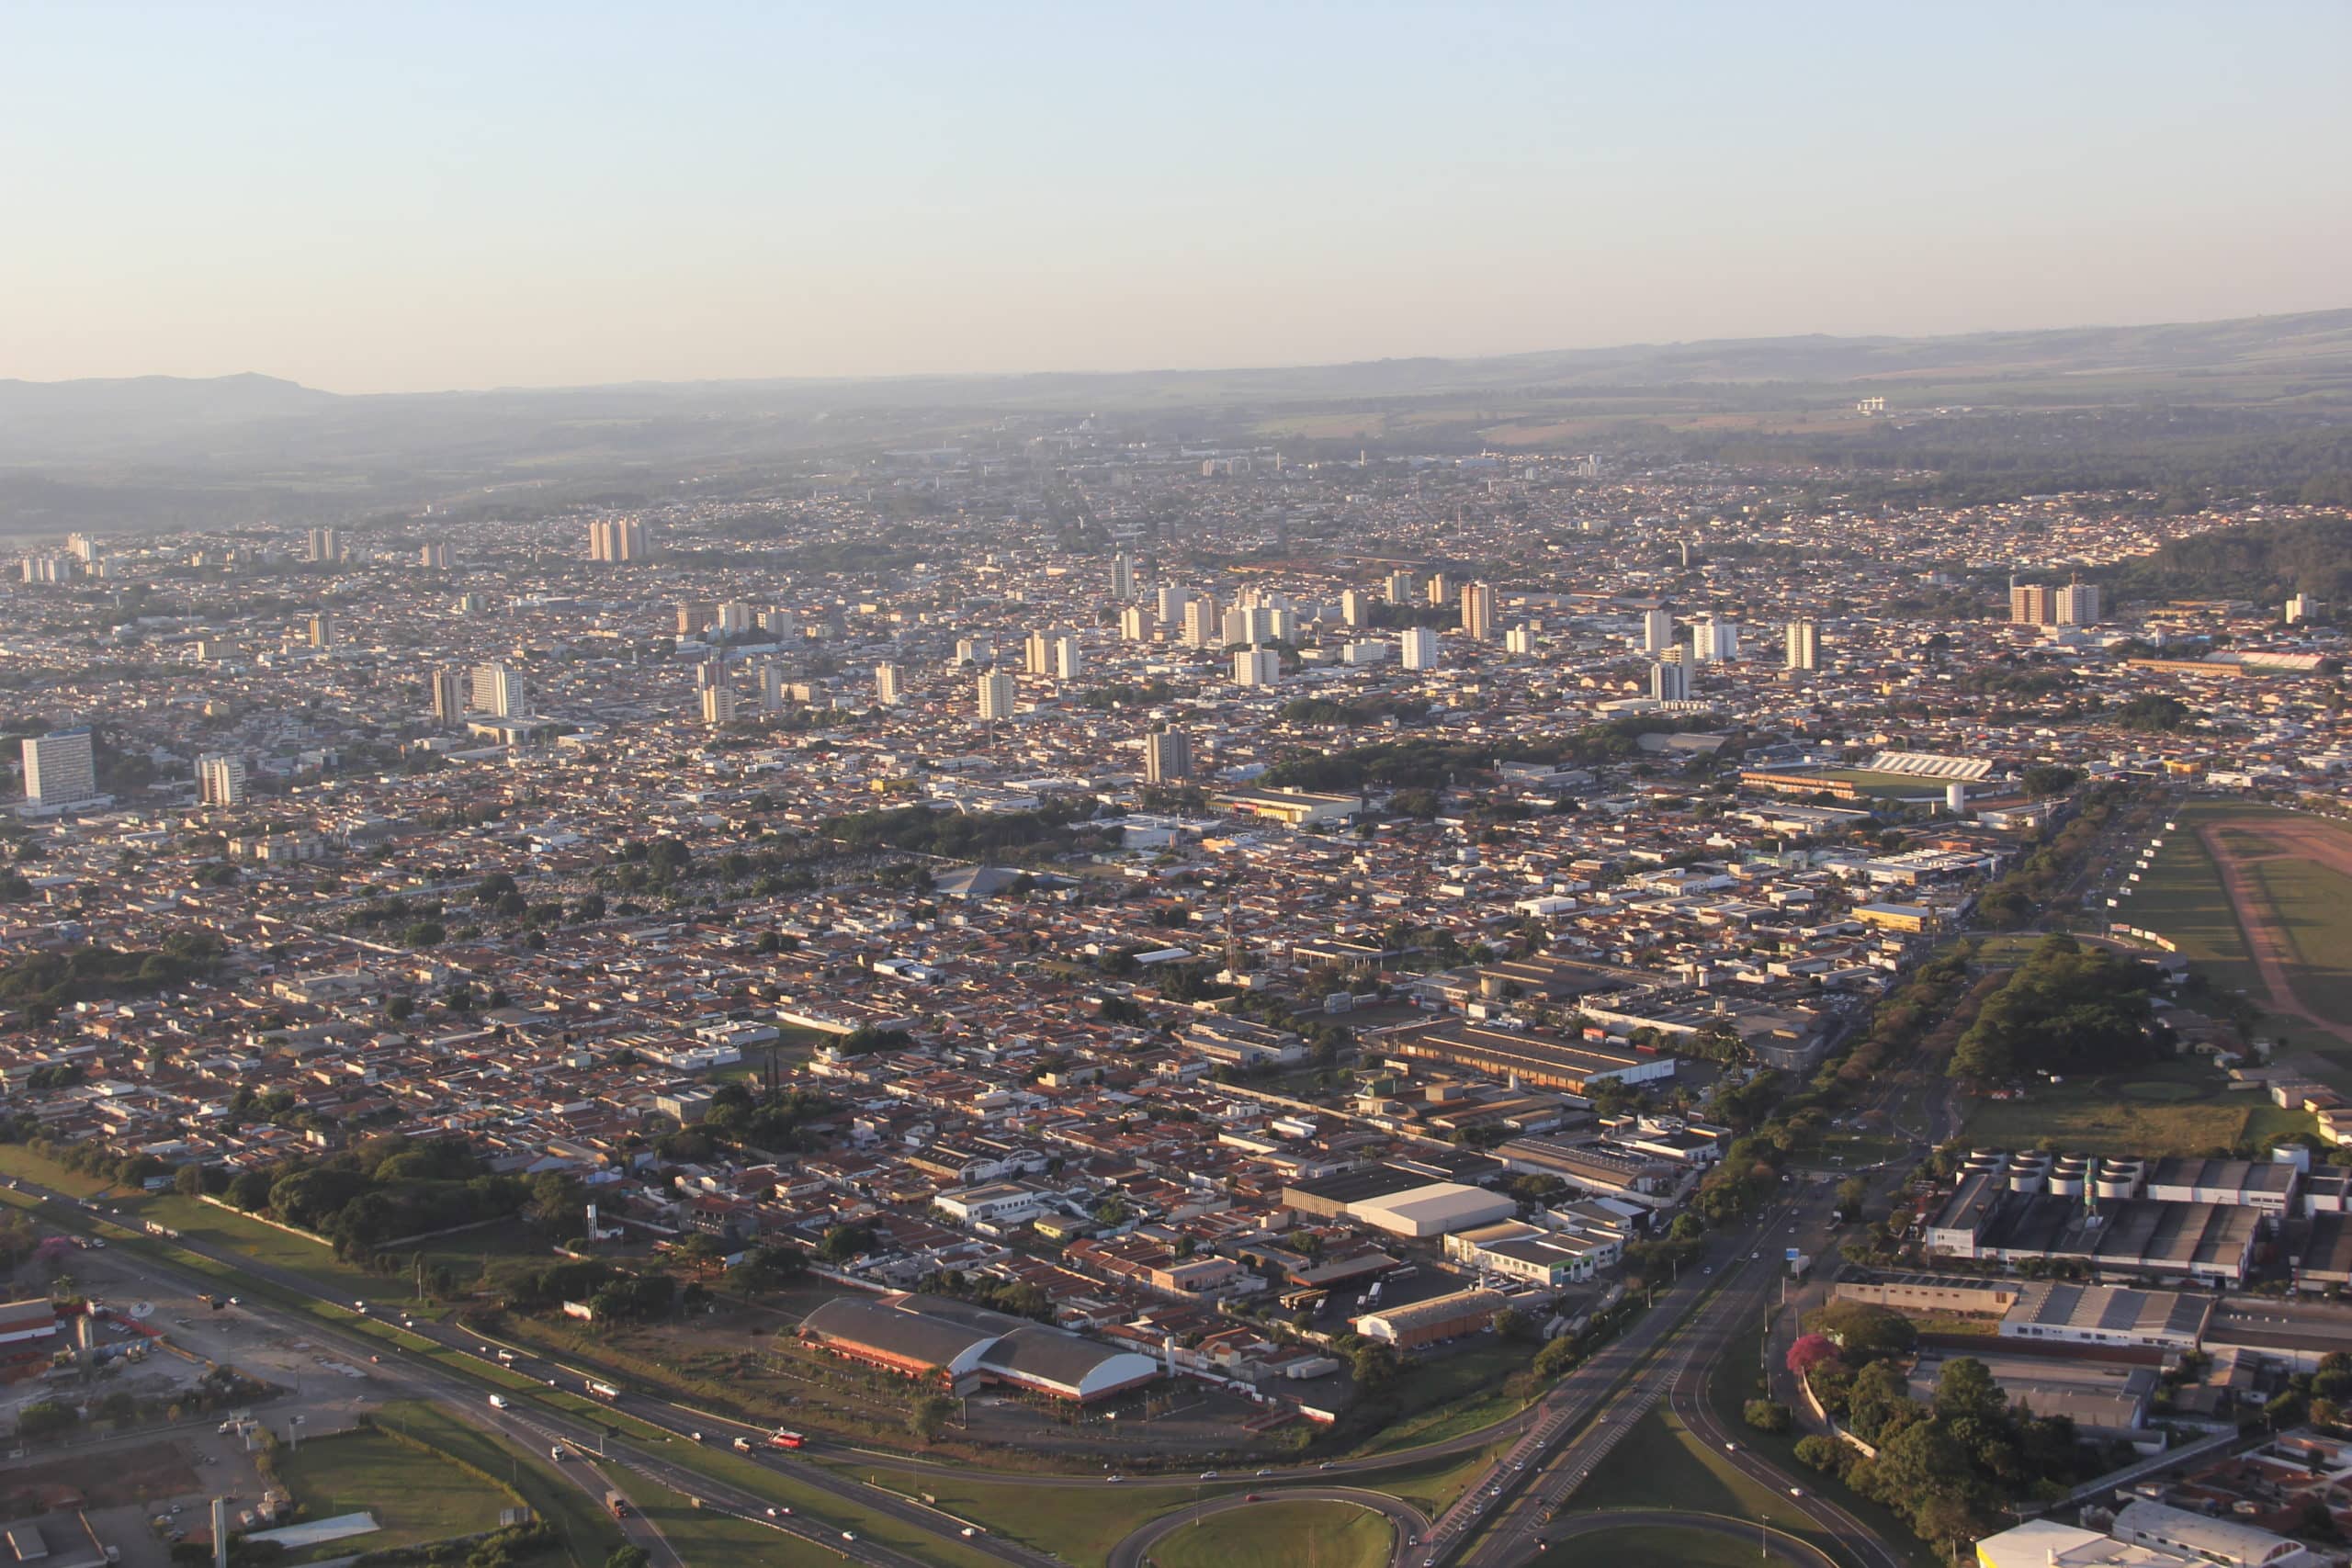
[842,1464,1231,1565]
[1960,1057,2290,1157]
[1552,1524,1809,1566]
[1564,1407,1811,1529]
[368,1401,623,1568]
[1154,1501,1392,1568]
[271,1427,511,1558]
[2125,811,2266,1000]
[625,1475,808,1567]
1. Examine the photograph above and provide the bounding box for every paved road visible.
[1542,1507,1840,1566]
[12,1179,1023,1568]
[1434,1196,1813,1568]
[1106,1488,1428,1568]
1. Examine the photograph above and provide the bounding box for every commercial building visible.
[2109,1499,2311,1568]
[1372,1018,1673,1096]
[1351,1287,1507,1348]
[797,1292,1159,1404]
[1973,1520,2202,1568]
[1211,784,1357,828]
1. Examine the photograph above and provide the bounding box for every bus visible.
[766,1429,807,1450]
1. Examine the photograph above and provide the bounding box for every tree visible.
[907,1392,956,1444]
[1809,1300,1918,1362]
[1349,1341,1403,1393]
[605,1549,650,1568]
[737,1244,806,1298]
[1933,1358,2008,1427]
[1744,1399,1793,1434]
[818,1223,875,1263]
[1787,1334,1840,1380]
[174,1163,208,1198]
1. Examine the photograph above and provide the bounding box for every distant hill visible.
[2,308,2348,534]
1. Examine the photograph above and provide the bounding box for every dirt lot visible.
[0,1439,199,1517]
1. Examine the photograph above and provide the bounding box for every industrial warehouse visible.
[797,1291,1163,1404]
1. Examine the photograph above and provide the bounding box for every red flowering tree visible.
[1787,1333,1840,1379]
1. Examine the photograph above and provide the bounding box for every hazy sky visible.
[4,1,2348,393]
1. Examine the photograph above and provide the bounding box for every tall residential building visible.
[1119,605,1153,641]
[1052,635,1083,682]
[1023,629,1054,675]
[306,611,334,649]
[1157,584,1192,624]
[1460,582,1497,641]
[1690,617,1739,664]
[65,533,103,564]
[1340,589,1371,627]
[197,753,247,807]
[1504,624,1536,656]
[700,684,738,727]
[430,668,469,728]
[20,728,97,808]
[717,600,756,636]
[588,518,648,562]
[1182,598,1219,649]
[977,671,1017,721]
[1650,659,1690,702]
[1641,608,1675,653]
[1143,729,1193,784]
[1785,619,1820,671]
[2009,581,2052,626]
[1399,626,1442,671]
[419,542,451,570]
[1385,569,1417,604]
[675,602,714,636]
[1112,553,1136,602]
[1425,571,1456,607]
[1232,647,1281,687]
[759,662,788,711]
[470,663,528,719]
[2053,583,2102,626]
[305,527,341,564]
[2287,594,2313,625]
[954,636,991,666]
[874,663,902,705]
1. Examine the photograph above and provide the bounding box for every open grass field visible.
[368,1401,623,1568]
[1563,1407,1816,1535]
[270,1427,512,1558]
[1552,1523,1812,1566]
[841,1464,1234,1565]
[1960,1056,2300,1156]
[1153,1501,1393,1568]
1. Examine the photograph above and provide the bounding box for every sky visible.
[3,1,2348,394]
